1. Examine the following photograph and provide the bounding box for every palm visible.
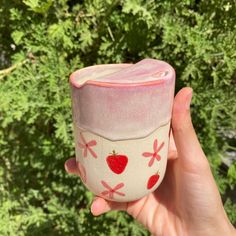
[123,136,187,235]
[125,166,179,235]
[125,160,179,235]
[124,140,218,235]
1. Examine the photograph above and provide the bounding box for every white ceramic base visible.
[75,121,170,202]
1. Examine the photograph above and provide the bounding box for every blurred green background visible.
[0,0,235,235]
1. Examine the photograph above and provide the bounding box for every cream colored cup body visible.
[70,60,175,202]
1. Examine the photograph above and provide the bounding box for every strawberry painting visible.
[147,172,160,189]
[106,150,128,174]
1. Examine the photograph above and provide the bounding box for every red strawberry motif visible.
[147,172,160,190]
[106,150,128,174]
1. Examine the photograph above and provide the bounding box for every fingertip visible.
[172,87,193,134]
[64,158,80,175]
[90,198,100,216]
[175,87,193,98]
[91,197,109,216]
[173,87,193,114]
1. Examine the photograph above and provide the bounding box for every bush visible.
[0,0,235,235]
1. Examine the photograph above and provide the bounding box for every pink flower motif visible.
[100,181,125,199]
[142,139,164,167]
[78,133,97,158]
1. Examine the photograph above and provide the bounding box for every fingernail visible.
[185,89,193,109]
[91,198,100,215]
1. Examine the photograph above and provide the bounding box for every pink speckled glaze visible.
[70,59,175,141]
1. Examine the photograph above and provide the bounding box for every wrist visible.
[191,219,236,236]
[217,213,236,236]
[228,222,236,236]
[218,222,235,236]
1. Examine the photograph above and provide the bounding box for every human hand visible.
[65,87,235,236]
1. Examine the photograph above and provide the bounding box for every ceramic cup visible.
[70,59,175,202]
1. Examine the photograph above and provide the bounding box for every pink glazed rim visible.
[70,62,175,88]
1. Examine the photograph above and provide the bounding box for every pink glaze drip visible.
[70,59,175,140]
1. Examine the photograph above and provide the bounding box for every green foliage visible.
[0,0,235,235]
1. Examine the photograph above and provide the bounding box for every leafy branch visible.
[0,59,29,80]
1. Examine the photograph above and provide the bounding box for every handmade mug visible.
[70,59,175,202]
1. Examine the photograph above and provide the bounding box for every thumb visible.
[171,87,209,171]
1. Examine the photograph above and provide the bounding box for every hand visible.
[65,87,236,236]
